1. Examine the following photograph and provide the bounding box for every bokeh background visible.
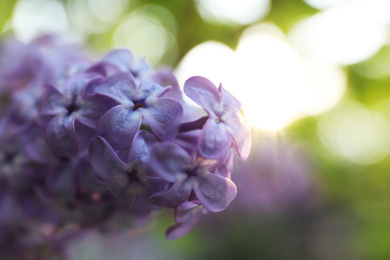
[2,0,390,259]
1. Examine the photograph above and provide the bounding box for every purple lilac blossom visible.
[184,76,251,160]
[150,142,237,212]
[89,131,167,211]
[0,34,252,254]
[88,49,153,80]
[40,74,116,157]
[92,72,183,150]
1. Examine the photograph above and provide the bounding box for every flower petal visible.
[142,98,183,141]
[127,130,158,165]
[198,119,231,159]
[101,49,135,72]
[174,200,202,223]
[45,115,78,157]
[95,72,137,104]
[166,206,202,240]
[96,105,142,150]
[183,76,220,114]
[193,173,237,212]
[77,94,117,128]
[225,116,252,160]
[149,179,192,208]
[150,143,191,182]
[89,135,127,183]
[218,83,241,116]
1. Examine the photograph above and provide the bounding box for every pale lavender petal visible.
[198,119,231,159]
[64,74,90,98]
[150,143,191,182]
[153,70,182,100]
[166,206,202,240]
[149,179,192,208]
[77,95,117,128]
[215,164,231,179]
[142,98,183,141]
[127,130,158,164]
[45,115,78,157]
[174,201,201,223]
[40,85,66,116]
[183,76,220,114]
[193,173,237,212]
[218,83,241,116]
[101,49,135,72]
[137,80,165,100]
[225,116,252,160]
[89,135,127,183]
[96,105,141,150]
[95,72,137,104]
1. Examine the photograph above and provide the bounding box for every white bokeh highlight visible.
[175,23,346,130]
[196,0,270,25]
[12,0,70,43]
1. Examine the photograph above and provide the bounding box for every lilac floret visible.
[150,142,237,212]
[166,201,205,240]
[88,49,153,80]
[94,72,183,150]
[41,74,116,157]
[89,131,167,208]
[184,76,251,160]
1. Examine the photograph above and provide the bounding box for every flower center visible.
[133,100,146,111]
[126,169,139,182]
[66,104,79,115]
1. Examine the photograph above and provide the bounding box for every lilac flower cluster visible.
[0,35,251,256]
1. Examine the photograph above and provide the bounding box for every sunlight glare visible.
[13,0,69,43]
[196,0,270,25]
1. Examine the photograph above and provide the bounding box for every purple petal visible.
[96,105,142,150]
[225,116,252,160]
[101,49,135,72]
[153,70,182,100]
[183,76,220,114]
[193,173,237,212]
[45,115,78,157]
[40,85,66,116]
[89,135,127,183]
[77,94,118,128]
[138,80,165,99]
[174,201,202,223]
[142,98,183,141]
[64,74,91,98]
[150,143,192,182]
[127,130,158,164]
[166,206,202,240]
[218,83,241,116]
[198,119,231,159]
[95,72,137,104]
[149,179,192,208]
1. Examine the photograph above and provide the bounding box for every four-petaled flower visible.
[184,76,251,160]
[93,72,183,150]
[150,142,237,212]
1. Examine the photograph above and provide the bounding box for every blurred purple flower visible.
[40,74,116,157]
[184,76,251,160]
[88,49,153,80]
[233,136,315,214]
